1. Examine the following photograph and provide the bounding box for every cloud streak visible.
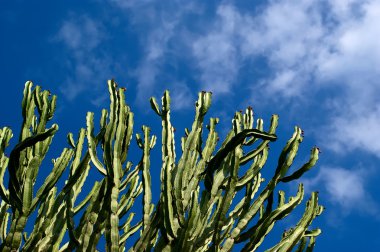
[54,15,112,103]
[303,166,380,222]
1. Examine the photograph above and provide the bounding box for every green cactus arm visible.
[156,91,179,240]
[70,129,86,174]
[0,127,12,156]
[21,187,57,251]
[212,147,242,250]
[119,212,135,231]
[295,236,307,252]
[174,91,212,224]
[274,127,302,178]
[48,94,57,121]
[304,228,321,237]
[119,220,142,246]
[103,80,118,172]
[120,110,134,164]
[132,203,160,252]
[0,155,10,204]
[120,164,140,192]
[30,148,73,213]
[306,236,316,252]
[73,181,101,215]
[182,118,219,211]
[104,87,129,252]
[21,81,33,119]
[0,201,9,242]
[265,192,322,252]
[229,173,263,220]
[279,147,319,183]
[140,126,154,231]
[235,146,268,190]
[87,112,107,176]
[150,97,162,116]
[67,132,76,149]
[237,184,305,252]
[60,128,104,198]
[22,156,41,213]
[162,157,179,239]
[8,124,59,211]
[75,180,107,251]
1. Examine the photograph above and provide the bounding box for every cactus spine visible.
[0,80,323,251]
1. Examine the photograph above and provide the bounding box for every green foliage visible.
[0,80,323,251]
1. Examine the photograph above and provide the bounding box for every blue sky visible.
[1,0,380,251]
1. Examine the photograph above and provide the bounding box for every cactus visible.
[0,80,323,251]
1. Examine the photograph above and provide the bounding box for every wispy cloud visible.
[303,166,380,223]
[111,0,200,108]
[54,15,112,102]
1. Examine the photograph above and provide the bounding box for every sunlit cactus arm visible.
[104,85,126,252]
[183,117,219,211]
[280,147,319,183]
[132,203,160,252]
[29,148,74,212]
[229,173,263,220]
[211,147,242,251]
[238,184,305,252]
[87,112,107,176]
[0,128,11,204]
[75,180,107,252]
[0,201,9,242]
[138,126,155,231]
[21,187,57,251]
[156,91,179,240]
[265,192,323,252]
[235,145,268,190]
[120,220,143,247]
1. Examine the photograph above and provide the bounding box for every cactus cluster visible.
[0,80,323,251]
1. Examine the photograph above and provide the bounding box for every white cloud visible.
[111,0,200,106]
[169,82,193,110]
[191,5,240,95]
[56,16,104,51]
[303,166,379,218]
[54,15,112,101]
[188,0,380,156]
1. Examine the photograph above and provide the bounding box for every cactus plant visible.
[0,80,323,251]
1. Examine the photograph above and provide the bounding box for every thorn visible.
[173,127,176,132]
[121,87,126,91]
[316,147,321,153]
